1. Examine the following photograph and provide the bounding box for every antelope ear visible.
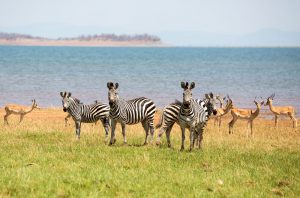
[115,82,119,89]
[181,82,186,89]
[60,92,64,97]
[67,92,71,98]
[190,82,195,90]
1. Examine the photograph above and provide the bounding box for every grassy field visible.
[0,108,299,197]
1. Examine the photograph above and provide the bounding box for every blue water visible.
[0,46,300,113]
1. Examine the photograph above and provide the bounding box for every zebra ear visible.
[60,92,65,98]
[67,92,71,98]
[190,82,195,90]
[181,82,186,89]
[107,82,114,89]
[209,92,213,98]
[205,94,210,99]
[115,82,119,89]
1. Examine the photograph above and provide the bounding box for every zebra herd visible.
[60,81,217,151]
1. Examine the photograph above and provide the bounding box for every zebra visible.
[156,92,218,149]
[60,91,110,141]
[107,82,156,145]
[64,100,100,127]
[177,81,218,151]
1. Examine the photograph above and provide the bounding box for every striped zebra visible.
[60,91,110,141]
[107,82,156,145]
[177,81,217,151]
[156,92,217,148]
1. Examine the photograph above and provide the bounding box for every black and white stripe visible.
[60,91,110,140]
[156,96,217,148]
[107,82,156,145]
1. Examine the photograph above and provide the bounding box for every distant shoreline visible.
[0,39,165,47]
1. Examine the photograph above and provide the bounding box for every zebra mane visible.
[72,97,81,104]
[171,99,182,106]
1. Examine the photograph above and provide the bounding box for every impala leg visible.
[275,115,278,129]
[289,113,297,128]
[250,121,253,137]
[4,113,10,125]
[229,116,237,134]
[198,128,204,149]
[19,114,24,123]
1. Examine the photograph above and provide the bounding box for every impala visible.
[265,93,297,128]
[4,99,39,124]
[228,97,264,137]
[211,95,233,129]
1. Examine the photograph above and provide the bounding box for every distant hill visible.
[0,32,163,46]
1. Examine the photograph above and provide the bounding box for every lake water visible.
[0,46,299,113]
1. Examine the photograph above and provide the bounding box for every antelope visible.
[228,97,264,137]
[211,95,233,129]
[4,99,39,124]
[265,93,297,128]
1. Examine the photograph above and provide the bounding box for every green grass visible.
[0,109,299,197]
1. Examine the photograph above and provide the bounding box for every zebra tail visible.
[155,112,163,129]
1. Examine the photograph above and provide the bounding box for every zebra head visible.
[205,92,218,116]
[60,91,72,112]
[181,81,195,108]
[107,82,119,106]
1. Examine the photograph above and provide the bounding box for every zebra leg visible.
[121,123,127,144]
[156,126,167,145]
[149,121,155,144]
[142,120,149,145]
[189,127,194,152]
[166,124,174,148]
[75,120,81,140]
[101,118,110,143]
[180,126,185,151]
[198,128,203,149]
[110,120,117,145]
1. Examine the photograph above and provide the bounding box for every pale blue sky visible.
[1,0,300,45]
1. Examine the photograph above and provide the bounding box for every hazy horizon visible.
[1,0,300,46]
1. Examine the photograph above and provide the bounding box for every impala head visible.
[254,97,264,108]
[225,95,233,109]
[31,99,40,109]
[265,93,275,106]
[205,92,218,116]
[107,82,119,106]
[181,81,195,108]
[60,91,72,112]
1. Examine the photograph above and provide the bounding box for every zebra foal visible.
[107,82,156,145]
[60,91,110,140]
